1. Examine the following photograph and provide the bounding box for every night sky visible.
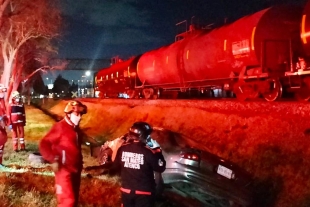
[57,0,308,60]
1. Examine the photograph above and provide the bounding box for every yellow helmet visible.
[64,100,87,115]
[12,91,20,99]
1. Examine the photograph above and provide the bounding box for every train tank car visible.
[137,5,305,101]
[95,56,141,98]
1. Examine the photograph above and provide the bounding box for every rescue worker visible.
[112,122,166,207]
[0,84,8,168]
[39,100,87,207]
[8,91,26,151]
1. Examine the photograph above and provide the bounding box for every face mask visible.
[0,93,4,99]
[15,98,20,102]
[70,113,81,126]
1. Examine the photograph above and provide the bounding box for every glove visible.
[50,162,59,173]
[146,138,160,149]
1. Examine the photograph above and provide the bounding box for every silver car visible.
[161,146,253,207]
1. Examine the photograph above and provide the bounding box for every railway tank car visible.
[95,1,310,101]
[95,56,141,98]
[137,5,304,101]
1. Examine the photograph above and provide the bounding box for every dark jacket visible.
[8,102,26,125]
[39,116,83,172]
[114,140,166,193]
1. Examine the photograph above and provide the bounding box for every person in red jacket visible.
[113,122,166,207]
[0,84,8,168]
[39,100,87,207]
[8,91,26,151]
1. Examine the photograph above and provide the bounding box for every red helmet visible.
[64,100,87,115]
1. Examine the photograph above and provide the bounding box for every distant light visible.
[85,71,91,76]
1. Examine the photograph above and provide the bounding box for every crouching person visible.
[39,100,87,207]
[111,122,166,207]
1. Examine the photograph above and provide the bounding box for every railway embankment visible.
[35,98,310,207]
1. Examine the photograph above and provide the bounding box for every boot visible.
[19,138,25,151]
[13,138,18,152]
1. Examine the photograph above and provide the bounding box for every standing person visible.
[0,84,8,168]
[39,100,87,207]
[113,122,166,207]
[8,91,26,151]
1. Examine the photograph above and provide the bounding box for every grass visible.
[0,105,124,207]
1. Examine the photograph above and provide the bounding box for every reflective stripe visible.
[19,138,24,144]
[120,187,131,193]
[62,150,66,164]
[135,190,151,195]
[120,187,151,195]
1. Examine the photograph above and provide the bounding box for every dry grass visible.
[0,105,124,207]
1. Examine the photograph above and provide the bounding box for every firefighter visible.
[0,84,8,168]
[112,122,166,207]
[8,91,26,151]
[39,100,87,207]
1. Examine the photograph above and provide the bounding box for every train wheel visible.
[143,88,154,99]
[262,79,282,102]
[295,89,310,101]
[126,90,136,99]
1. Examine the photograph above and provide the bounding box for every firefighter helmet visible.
[129,122,153,141]
[0,84,7,93]
[12,91,20,99]
[64,100,87,115]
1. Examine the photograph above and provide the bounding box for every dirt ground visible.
[36,98,310,207]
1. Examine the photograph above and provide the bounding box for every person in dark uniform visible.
[113,122,166,207]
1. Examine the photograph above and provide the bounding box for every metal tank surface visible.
[137,5,302,88]
[95,56,140,98]
[301,0,310,56]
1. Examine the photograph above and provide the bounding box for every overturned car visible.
[86,128,253,207]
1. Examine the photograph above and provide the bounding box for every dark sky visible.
[57,0,308,60]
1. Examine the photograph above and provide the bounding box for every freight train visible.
[95,1,310,101]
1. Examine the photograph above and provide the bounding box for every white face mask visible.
[15,98,20,102]
[70,113,81,126]
[0,93,4,99]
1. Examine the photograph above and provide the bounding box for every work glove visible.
[50,162,59,173]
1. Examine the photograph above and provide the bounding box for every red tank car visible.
[95,56,140,98]
[137,5,307,101]
[301,0,310,56]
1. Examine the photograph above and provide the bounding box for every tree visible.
[0,0,10,29]
[52,75,70,98]
[0,0,61,101]
[32,72,48,96]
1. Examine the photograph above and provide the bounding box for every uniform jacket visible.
[114,140,166,193]
[8,102,26,125]
[39,116,83,173]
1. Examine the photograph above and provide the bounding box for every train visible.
[95,1,310,101]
